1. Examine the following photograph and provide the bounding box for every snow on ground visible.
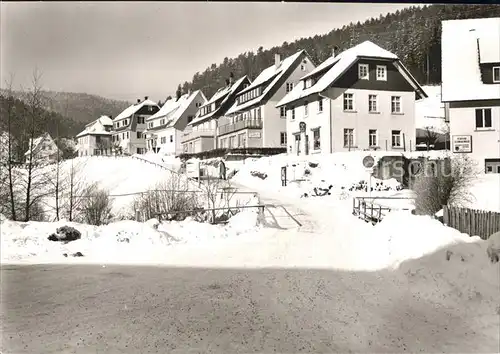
[467,173,500,212]
[0,207,264,264]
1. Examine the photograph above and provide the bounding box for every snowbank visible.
[1,208,262,264]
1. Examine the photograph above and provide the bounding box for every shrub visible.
[413,157,477,216]
[81,184,112,225]
[133,173,199,221]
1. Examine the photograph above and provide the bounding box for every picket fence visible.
[442,205,500,240]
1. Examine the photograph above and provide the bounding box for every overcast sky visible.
[1,2,414,102]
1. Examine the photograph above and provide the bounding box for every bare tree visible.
[2,74,18,220]
[63,158,92,222]
[19,69,51,221]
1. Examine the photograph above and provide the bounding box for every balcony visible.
[218,119,263,136]
[181,129,215,143]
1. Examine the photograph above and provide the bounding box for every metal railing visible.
[217,119,263,136]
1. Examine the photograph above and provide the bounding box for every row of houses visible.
[71,17,499,173]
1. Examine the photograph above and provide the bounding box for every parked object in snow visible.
[47,226,82,243]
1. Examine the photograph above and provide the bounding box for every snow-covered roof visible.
[114,99,159,121]
[189,76,249,126]
[24,132,58,156]
[479,34,500,64]
[277,41,425,107]
[77,115,113,138]
[226,50,305,115]
[441,17,500,102]
[147,90,207,128]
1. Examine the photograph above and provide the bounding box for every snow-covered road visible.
[3,182,498,353]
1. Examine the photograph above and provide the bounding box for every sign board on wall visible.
[299,122,306,133]
[248,131,261,139]
[452,135,472,153]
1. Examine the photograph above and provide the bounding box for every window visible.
[188,115,194,123]
[291,107,295,120]
[493,67,500,83]
[391,96,402,114]
[376,65,387,81]
[484,159,500,174]
[160,137,166,144]
[148,122,153,129]
[475,108,492,129]
[343,93,354,111]
[160,119,165,125]
[286,82,294,92]
[127,132,130,139]
[280,132,287,146]
[392,130,402,147]
[312,128,320,150]
[124,119,128,126]
[148,106,153,112]
[318,99,323,113]
[137,132,142,139]
[358,64,369,80]
[137,147,141,154]
[280,106,286,118]
[304,101,309,117]
[301,64,306,71]
[170,135,173,143]
[369,129,378,147]
[343,128,354,148]
[369,94,378,113]
[257,107,262,119]
[137,117,145,124]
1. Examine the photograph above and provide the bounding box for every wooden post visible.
[135,210,141,222]
[403,133,406,152]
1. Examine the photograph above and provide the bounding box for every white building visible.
[76,115,113,156]
[182,75,251,154]
[144,91,207,155]
[277,41,427,155]
[24,132,62,164]
[441,17,500,173]
[217,51,315,149]
[112,97,160,155]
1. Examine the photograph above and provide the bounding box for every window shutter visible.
[475,109,483,128]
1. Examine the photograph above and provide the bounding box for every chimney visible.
[332,46,339,58]
[137,99,141,104]
[225,78,230,86]
[275,53,281,68]
[109,115,112,120]
[144,96,148,101]
[229,72,234,85]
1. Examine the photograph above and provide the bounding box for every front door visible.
[294,134,301,155]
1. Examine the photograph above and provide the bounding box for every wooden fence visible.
[442,205,500,240]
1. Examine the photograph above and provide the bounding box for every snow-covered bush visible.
[81,184,112,226]
[132,174,200,222]
[413,156,477,216]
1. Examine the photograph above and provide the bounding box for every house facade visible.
[441,18,500,173]
[112,97,160,155]
[24,132,62,164]
[181,76,251,154]
[144,91,206,155]
[277,41,427,155]
[76,115,113,156]
[217,51,315,149]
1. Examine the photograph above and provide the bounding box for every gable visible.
[333,59,415,92]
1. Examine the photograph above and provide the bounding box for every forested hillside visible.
[179,4,500,98]
[0,89,130,126]
[0,94,82,143]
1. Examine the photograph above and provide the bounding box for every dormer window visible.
[358,64,369,80]
[376,65,387,81]
[286,82,294,93]
[493,67,500,83]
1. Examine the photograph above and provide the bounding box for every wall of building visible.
[263,56,315,148]
[326,88,416,153]
[286,94,332,155]
[217,129,263,148]
[448,100,500,171]
[78,135,112,156]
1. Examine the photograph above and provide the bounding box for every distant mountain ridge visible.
[0,89,131,127]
